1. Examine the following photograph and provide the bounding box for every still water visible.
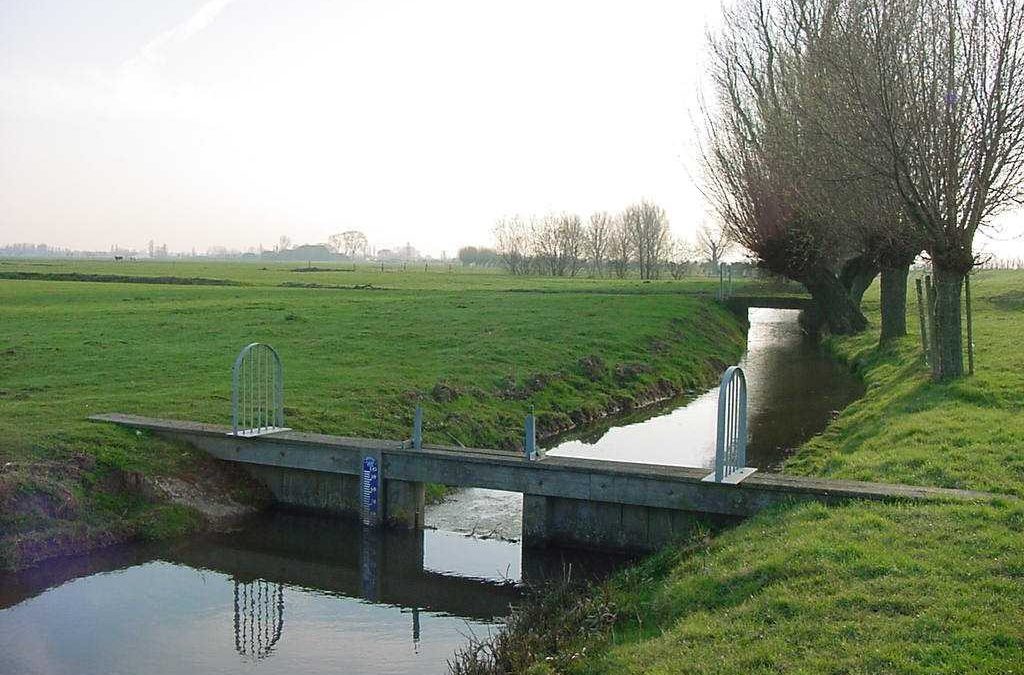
[547,308,865,469]
[0,309,863,675]
[0,512,622,675]
[428,309,865,542]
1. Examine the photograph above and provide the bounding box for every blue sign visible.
[361,456,379,520]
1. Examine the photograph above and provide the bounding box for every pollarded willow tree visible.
[701,0,870,334]
[828,0,1024,377]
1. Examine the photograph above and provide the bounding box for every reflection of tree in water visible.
[233,579,284,660]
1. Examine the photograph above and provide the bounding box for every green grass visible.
[481,270,1024,674]
[0,260,754,570]
[786,270,1024,496]
[0,257,805,294]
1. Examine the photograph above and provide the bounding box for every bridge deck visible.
[91,413,997,518]
[725,295,814,313]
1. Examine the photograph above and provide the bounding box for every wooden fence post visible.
[965,272,975,375]
[925,275,940,379]
[915,277,929,363]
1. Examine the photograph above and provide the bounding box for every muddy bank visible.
[0,453,268,572]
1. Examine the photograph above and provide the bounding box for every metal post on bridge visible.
[524,409,537,461]
[702,366,756,484]
[412,404,423,450]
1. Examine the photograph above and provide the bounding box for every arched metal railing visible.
[231,343,288,437]
[233,579,284,660]
[703,366,756,484]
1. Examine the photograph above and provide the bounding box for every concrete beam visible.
[91,414,1001,520]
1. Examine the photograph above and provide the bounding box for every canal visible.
[0,309,863,675]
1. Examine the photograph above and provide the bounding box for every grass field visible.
[459,270,1024,674]
[0,260,761,570]
[0,257,802,294]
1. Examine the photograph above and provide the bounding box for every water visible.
[0,309,862,675]
[546,308,864,470]
[428,309,865,544]
[0,512,621,675]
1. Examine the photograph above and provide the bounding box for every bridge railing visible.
[231,343,288,437]
[703,366,756,484]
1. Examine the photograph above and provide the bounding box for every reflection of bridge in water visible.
[0,510,623,665]
[189,511,635,660]
[171,513,522,622]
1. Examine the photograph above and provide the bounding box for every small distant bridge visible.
[724,294,815,316]
[91,342,994,552]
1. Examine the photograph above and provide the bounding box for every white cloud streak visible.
[128,0,239,69]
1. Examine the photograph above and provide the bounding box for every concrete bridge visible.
[91,413,995,552]
[724,294,814,316]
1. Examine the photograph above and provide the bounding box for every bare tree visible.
[608,217,634,278]
[667,237,698,279]
[276,235,291,253]
[527,213,587,277]
[621,200,670,280]
[586,212,613,277]
[833,0,1024,377]
[493,216,531,275]
[557,213,586,277]
[328,230,368,259]
[531,215,562,276]
[700,0,869,334]
[696,222,733,266]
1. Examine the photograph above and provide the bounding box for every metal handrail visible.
[703,366,755,484]
[231,343,287,436]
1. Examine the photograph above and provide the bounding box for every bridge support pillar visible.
[240,464,423,528]
[522,494,709,552]
[244,465,361,514]
[522,494,549,547]
[384,479,425,529]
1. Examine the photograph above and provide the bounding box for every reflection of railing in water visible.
[228,539,427,661]
[233,579,284,660]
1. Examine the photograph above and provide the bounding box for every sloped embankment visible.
[452,271,1024,674]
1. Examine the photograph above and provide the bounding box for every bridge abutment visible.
[240,465,424,528]
[384,478,426,529]
[522,494,710,552]
[244,465,361,513]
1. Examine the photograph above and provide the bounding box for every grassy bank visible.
[0,262,752,571]
[459,270,1023,674]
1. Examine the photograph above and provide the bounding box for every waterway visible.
[428,309,865,540]
[0,309,863,675]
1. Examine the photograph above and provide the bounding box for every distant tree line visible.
[489,200,727,280]
[456,246,501,267]
[701,0,1024,380]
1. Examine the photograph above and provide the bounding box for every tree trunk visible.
[879,262,910,341]
[931,264,965,380]
[840,254,879,307]
[803,266,869,335]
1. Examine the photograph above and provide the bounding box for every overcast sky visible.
[1,0,1021,258]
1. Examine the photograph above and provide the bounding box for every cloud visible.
[0,1,239,122]
[128,0,239,69]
